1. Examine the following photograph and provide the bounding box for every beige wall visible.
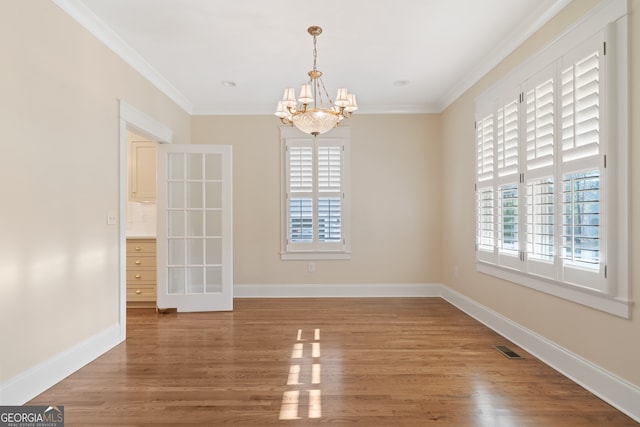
[0,1,190,382]
[191,114,443,285]
[441,0,639,386]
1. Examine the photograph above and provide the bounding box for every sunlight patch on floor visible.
[279,328,323,420]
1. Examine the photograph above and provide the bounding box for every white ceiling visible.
[55,0,570,115]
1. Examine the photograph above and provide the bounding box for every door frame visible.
[118,100,173,340]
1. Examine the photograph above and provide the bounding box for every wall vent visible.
[494,345,523,359]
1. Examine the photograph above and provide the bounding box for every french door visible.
[156,144,233,312]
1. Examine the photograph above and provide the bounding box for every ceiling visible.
[55,0,570,115]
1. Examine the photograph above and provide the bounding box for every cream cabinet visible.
[128,135,157,202]
[126,238,156,308]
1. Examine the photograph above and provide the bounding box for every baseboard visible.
[234,283,442,298]
[440,286,640,423]
[0,323,122,405]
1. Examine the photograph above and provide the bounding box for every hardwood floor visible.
[29,298,636,426]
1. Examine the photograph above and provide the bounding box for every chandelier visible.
[275,26,358,136]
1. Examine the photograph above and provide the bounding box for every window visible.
[474,0,629,317]
[280,127,351,260]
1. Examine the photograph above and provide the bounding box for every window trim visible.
[280,126,351,261]
[474,0,630,318]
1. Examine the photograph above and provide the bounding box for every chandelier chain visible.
[310,32,333,107]
[312,33,318,72]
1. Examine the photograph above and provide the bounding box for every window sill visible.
[281,251,352,261]
[477,262,631,318]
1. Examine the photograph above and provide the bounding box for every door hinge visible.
[603,41,607,56]
[474,121,477,129]
[604,154,607,168]
[604,264,608,278]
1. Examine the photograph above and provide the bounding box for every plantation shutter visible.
[494,91,521,269]
[287,144,314,244]
[523,65,557,278]
[476,114,494,183]
[496,99,519,177]
[526,74,555,171]
[476,111,497,263]
[561,49,601,164]
[317,144,343,243]
[559,32,605,291]
[476,188,495,252]
[498,183,519,256]
[289,146,313,192]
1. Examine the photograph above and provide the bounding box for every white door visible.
[156,144,233,312]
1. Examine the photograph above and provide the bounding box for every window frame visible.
[474,0,630,318]
[280,126,351,260]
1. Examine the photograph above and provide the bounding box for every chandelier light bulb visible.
[298,84,314,104]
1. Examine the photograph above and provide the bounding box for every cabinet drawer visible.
[126,255,156,268]
[127,284,156,302]
[126,269,157,283]
[126,240,156,254]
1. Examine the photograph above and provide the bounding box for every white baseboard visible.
[0,323,122,405]
[234,283,442,298]
[440,286,640,423]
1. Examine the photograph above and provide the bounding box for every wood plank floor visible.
[29,298,636,426]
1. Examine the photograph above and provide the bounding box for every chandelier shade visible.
[275,26,357,136]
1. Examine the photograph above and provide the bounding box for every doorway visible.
[118,101,234,339]
[125,131,157,310]
[118,101,173,340]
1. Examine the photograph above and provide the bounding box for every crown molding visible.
[435,0,572,112]
[52,0,194,114]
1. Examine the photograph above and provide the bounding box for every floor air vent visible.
[494,345,523,359]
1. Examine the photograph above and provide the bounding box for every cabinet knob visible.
[135,247,141,251]
[135,290,142,295]
[135,274,142,279]
[135,260,141,265]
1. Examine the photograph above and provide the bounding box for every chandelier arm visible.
[279,117,292,126]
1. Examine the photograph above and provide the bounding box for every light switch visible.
[107,210,117,225]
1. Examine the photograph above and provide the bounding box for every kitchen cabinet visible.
[128,134,156,202]
[126,238,156,308]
